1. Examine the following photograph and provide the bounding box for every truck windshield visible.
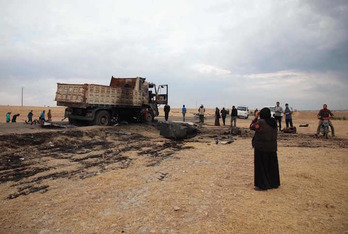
[237,107,247,111]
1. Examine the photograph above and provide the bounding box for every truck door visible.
[156,85,168,105]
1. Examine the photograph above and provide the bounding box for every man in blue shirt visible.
[182,105,187,122]
[27,110,33,124]
[284,103,293,128]
[39,110,45,123]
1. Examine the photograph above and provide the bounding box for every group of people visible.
[6,109,52,124]
[6,112,20,123]
[273,101,294,131]
[214,106,238,127]
[164,102,335,139]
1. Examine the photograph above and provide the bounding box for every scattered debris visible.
[229,127,242,135]
[220,140,233,145]
[173,206,181,211]
[41,122,69,129]
[157,172,168,181]
[283,127,297,134]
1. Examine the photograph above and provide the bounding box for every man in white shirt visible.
[274,101,283,131]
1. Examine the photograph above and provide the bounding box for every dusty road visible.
[0,110,348,233]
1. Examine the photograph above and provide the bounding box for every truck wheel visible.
[95,110,111,126]
[68,117,75,125]
[145,111,154,123]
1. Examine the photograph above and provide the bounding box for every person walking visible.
[182,105,187,122]
[316,104,335,137]
[27,110,33,124]
[274,101,283,131]
[164,104,170,121]
[6,112,11,123]
[250,108,280,190]
[47,109,52,122]
[231,106,237,127]
[198,105,205,124]
[221,107,227,126]
[284,103,293,128]
[214,107,220,126]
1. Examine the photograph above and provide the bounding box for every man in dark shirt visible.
[164,104,170,121]
[221,107,227,126]
[316,104,335,136]
[231,106,238,127]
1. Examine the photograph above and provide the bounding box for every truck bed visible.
[55,83,145,107]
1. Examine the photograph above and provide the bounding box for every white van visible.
[237,106,249,119]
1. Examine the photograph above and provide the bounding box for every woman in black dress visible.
[214,107,220,126]
[250,108,280,190]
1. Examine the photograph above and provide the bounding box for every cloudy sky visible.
[0,0,347,110]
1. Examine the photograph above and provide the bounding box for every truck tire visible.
[145,111,154,123]
[95,110,111,126]
[68,117,75,125]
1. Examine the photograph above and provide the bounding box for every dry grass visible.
[0,106,347,233]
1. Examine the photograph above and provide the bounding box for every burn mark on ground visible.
[0,127,194,199]
[8,185,49,199]
[278,132,348,148]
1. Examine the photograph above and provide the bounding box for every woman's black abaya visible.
[254,149,280,189]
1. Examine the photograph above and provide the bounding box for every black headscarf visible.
[260,108,277,128]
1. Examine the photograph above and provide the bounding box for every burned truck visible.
[55,77,168,125]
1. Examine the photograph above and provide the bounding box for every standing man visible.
[198,104,205,124]
[231,106,237,127]
[27,110,33,124]
[6,112,11,123]
[221,107,227,126]
[164,104,170,121]
[284,103,293,128]
[39,110,45,123]
[316,104,335,137]
[274,102,283,131]
[182,105,187,122]
[47,109,52,122]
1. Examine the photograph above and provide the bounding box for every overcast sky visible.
[0,0,347,110]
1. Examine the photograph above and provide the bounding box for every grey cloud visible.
[0,0,347,109]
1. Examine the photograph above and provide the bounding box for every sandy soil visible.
[0,106,347,233]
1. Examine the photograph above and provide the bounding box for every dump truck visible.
[55,77,168,125]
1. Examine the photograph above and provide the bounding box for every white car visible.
[237,106,249,119]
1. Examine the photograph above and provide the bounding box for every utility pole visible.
[21,87,23,106]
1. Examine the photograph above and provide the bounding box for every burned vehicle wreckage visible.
[55,77,168,125]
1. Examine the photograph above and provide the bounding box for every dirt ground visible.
[0,106,347,233]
